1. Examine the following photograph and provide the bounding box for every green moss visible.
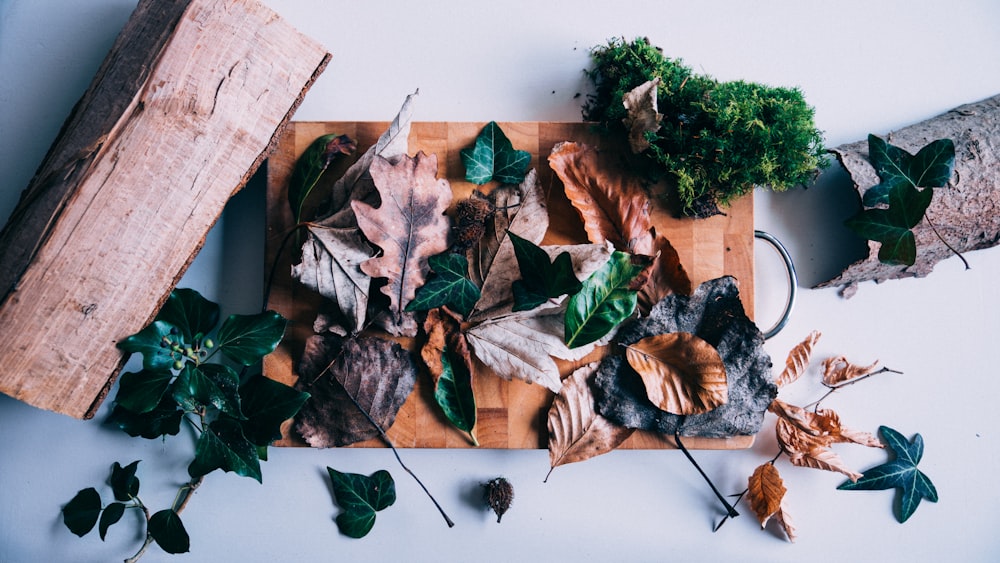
[583,37,827,217]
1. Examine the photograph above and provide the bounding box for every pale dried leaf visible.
[747,462,786,528]
[774,500,797,542]
[292,226,372,334]
[774,330,821,388]
[546,363,635,478]
[636,234,693,313]
[353,152,453,336]
[622,78,662,153]
[624,332,728,415]
[822,356,881,386]
[776,417,863,481]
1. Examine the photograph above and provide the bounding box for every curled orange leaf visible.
[774,330,821,388]
[747,462,786,529]
[624,332,727,415]
[822,356,881,386]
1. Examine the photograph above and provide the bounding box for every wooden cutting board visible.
[264,121,755,449]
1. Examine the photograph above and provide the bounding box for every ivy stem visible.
[262,222,313,311]
[924,212,970,269]
[124,500,153,563]
[673,429,739,523]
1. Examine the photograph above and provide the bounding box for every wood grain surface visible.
[265,121,755,449]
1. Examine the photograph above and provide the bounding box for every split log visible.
[0,0,330,418]
[816,94,1000,294]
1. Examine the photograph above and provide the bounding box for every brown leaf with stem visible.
[821,356,881,386]
[770,399,883,449]
[624,332,728,415]
[546,362,635,481]
[774,330,821,388]
[747,462,786,529]
[776,417,862,481]
[353,151,453,336]
[622,78,663,154]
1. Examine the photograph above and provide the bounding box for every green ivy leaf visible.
[98,502,126,541]
[406,253,481,317]
[565,251,648,348]
[115,369,173,414]
[845,182,933,266]
[215,311,287,366]
[109,396,183,439]
[863,135,955,206]
[460,121,531,185]
[237,374,310,447]
[434,346,478,445]
[62,487,102,537]
[189,418,262,483]
[288,133,356,224]
[327,468,396,538]
[155,288,220,343]
[118,320,179,371]
[838,426,938,523]
[509,233,582,312]
[148,509,190,554]
[171,364,243,419]
[109,460,141,502]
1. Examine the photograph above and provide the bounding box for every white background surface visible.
[2,1,1000,561]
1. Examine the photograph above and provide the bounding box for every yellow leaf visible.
[624,332,727,415]
[774,330,821,388]
[747,462,786,528]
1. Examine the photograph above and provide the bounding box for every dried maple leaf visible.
[623,332,728,415]
[774,330,821,388]
[747,462,786,529]
[822,355,881,386]
[622,78,663,154]
[294,336,417,447]
[546,362,635,481]
[353,152,453,336]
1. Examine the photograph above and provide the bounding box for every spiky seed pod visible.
[483,477,514,523]
[452,194,495,252]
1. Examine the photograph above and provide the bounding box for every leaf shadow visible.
[458,477,492,523]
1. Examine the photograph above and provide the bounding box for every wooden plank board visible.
[264,121,755,449]
[0,0,330,419]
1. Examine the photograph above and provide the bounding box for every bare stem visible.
[924,212,970,270]
[805,366,902,411]
[674,430,739,524]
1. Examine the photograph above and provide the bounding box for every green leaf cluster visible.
[327,468,397,538]
[583,37,827,216]
[509,233,583,312]
[845,135,956,266]
[406,253,481,317]
[460,121,531,185]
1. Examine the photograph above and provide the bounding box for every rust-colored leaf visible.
[769,399,883,449]
[774,330,821,388]
[420,308,473,385]
[546,363,635,480]
[636,233,693,312]
[821,356,881,386]
[352,152,453,336]
[548,141,654,255]
[622,78,663,154]
[776,417,862,481]
[747,462,786,529]
[624,332,728,415]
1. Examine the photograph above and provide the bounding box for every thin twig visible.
[924,212,970,269]
[674,430,739,523]
[804,366,902,411]
[262,223,312,311]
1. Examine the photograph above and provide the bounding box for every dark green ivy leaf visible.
[406,253,481,317]
[109,396,183,439]
[862,134,955,206]
[327,468,397,538]
[288,133,357,223]
[62,487,102,537]
[237,374,310,447]
[188,418,262,483]
[434,346,478,446]
[509,233,583,312]
[215,311,287,366]
[115,369,173,414]
[148,509,190,554]
[460,121,531,185]
[155,288,220,343]
[171,364,243,419]
[838,426,938,523]
[98,502,126,541]
[565,251,650,348]
[845,182,933,266]
[117,320,179,371]
[109,460,141,502]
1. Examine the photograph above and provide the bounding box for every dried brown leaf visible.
[636,234,693,313]
[774,501,797,542]
[420,308,473,386]
[624,332,728,415]
[546,363,635,480]
[769,399,882,449]
[774,330,821,388]
[294,336,417,447]
[822,356,881,386]
[622,78,663,154]
[747,462,786,528]
[353,152,453,336]
[292,226,372,334]
[774,414,863,482]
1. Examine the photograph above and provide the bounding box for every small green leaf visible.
[118,320,179,371]
[565,251,648,348]
[189,418,262,482]
[406,253,481,317]
[216,311,287,366]
[98,502,126,541]
[109,460,141,502]
[460,121,531,185]
[327,468,396,538]
[864,134,955,206]
[155,288,220,343]
[288,133,356,224]
[109,397,183,439]
[238,374,311,447]
[148,509,190,554]
[509,233,582,312]
[171,364,243,419]
[434,346,478,445]
[846,183,933,266]
[115,370,173,414]
[838,426,938,523]
[62,487,102,537]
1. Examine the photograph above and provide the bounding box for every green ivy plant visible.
[61,289,309,561]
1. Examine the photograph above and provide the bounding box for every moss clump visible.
[583,37,827,217]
